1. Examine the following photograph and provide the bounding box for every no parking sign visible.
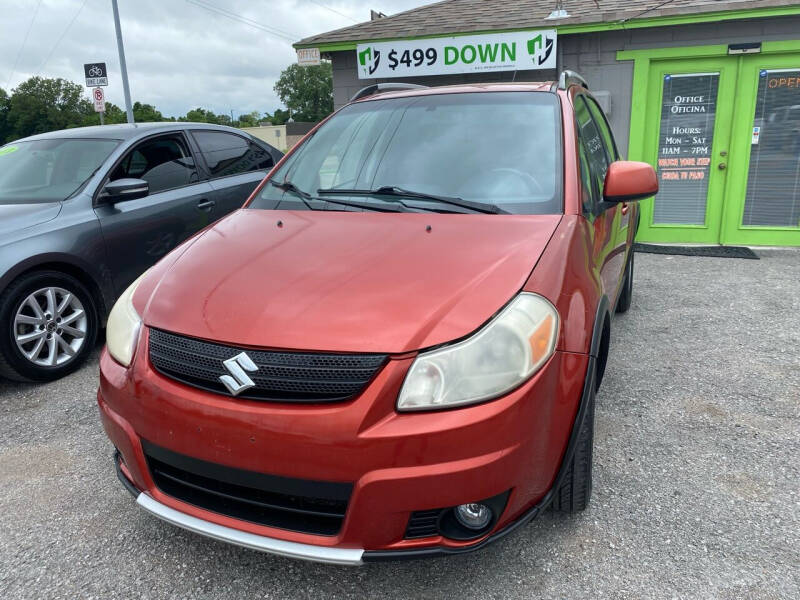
[93,87,105,113]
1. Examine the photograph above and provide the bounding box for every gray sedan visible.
[0,122,282,382]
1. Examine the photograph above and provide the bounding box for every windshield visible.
[0,138,120,204]
[250,92,562,214]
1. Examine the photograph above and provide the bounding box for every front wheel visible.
[0,271,98,382]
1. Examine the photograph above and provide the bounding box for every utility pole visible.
[111,0,134,124]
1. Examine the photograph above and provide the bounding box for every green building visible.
[296,0,800,246]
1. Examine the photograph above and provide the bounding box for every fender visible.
[0,252,115,320]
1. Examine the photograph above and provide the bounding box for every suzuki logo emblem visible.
[219,352,257,395]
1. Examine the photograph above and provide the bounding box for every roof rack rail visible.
[350,83,428,102]
[553,70,589,92]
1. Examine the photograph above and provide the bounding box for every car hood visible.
[140,209,561,353]
[0,202,62,237]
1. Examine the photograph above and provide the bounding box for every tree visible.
[133,101,167,122]
[273,62,333,122]
[237,110,261,128]
[215,113,232,126]
[182,107,219,123]
[263,108,290,125]
[0,88,10,144]
[6,76,92,140]
[102,102,127,124]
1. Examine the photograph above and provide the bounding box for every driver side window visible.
[111,134,198,194]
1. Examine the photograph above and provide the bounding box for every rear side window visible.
[191,131,274,178]
[110,135,198,194]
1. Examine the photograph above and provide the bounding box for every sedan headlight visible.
[397,293,559,411]
[106,271,148,367]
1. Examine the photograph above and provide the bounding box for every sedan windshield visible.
[251,91,562,214]
[0,138,120,204]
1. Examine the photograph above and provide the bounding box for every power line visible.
[620,0,677,24]
[307,0,359,23]
[184,0,300,42]
[36,0,89,76]
[6,0,43,89]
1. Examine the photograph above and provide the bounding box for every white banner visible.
[297,48,321,66]
[356,30,556,80]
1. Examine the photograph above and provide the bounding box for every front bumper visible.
[99,329,589,561]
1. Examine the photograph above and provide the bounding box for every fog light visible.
[454,503,492,530]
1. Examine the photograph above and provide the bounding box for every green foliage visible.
[182,107,221,123]
[237,110,262,128]
[215,113,233,126]
[133,101,169,122]
[262,108,290,125]
[102,102,126,124]
[273,62,333,122]
[5,77,92,141]
[0,88,10,144]
[0,76,284,144]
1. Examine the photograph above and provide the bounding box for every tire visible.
[551,368,596,513]
[616,250,634,314]
[0,270,98,382]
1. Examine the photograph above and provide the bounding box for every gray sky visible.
[0,0,429,118]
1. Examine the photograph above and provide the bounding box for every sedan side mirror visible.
[100,178,149,202]
[603,161,658,203]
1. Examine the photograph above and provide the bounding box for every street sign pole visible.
[100,111,105,125]
[111,0,134,124]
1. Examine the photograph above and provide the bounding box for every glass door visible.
[722,54,800,246]
[636,58,738,244]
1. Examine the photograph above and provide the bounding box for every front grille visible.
[143,441,352,536]
[148,328,387,402]
[405,508,445,539]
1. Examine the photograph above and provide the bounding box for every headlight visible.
[106,271,148,367]
[397,293,559,411]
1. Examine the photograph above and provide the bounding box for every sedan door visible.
[94,131,216,294]
[189,129,279,219]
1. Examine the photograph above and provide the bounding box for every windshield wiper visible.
[316,185,507,215]
[270,178,404,213]
[270,178,316,210]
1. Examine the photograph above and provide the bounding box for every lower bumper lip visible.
[135,492,365,566]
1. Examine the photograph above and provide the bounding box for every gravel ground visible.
[1,250,798,599]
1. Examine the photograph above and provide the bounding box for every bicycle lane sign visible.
[84,62,108,87]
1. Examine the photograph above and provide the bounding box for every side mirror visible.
[100,178,149,202]
[603,161,658,203]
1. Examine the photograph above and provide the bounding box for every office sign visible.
[84,62,108,87]
[356,30,556,80]
[297,48,321,66]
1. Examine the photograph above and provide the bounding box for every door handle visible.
[718,163,727,170]
[621,202,629,215]
[196,199,215,211]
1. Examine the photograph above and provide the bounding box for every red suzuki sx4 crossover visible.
[98,73,658,565]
